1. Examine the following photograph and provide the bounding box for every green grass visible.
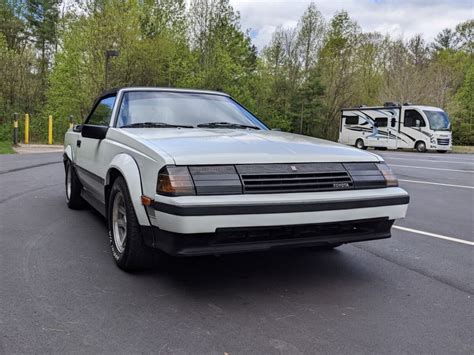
[452,145,474,154]
[0,141,15,154]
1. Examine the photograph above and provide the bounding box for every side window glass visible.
[404,110,425,127]
[344,116,359,125]
[374,117,387,127]
[87,96,116,126]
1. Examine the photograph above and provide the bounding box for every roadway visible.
[0,150,472,353]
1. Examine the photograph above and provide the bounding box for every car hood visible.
[124,128,381,165]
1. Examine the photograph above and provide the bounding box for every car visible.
[64,87,409,271]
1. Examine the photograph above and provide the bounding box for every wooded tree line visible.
[1,0,473,144]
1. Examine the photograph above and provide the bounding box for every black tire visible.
[355,139,367,150]
[65,160,86,209]
[415,141,427,153]
[437,150,447,153]
[107,176,158,271]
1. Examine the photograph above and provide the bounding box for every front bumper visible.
[141,218,394,256]
[143,187,408,255]
[430,144,452,151]
[146,187,409,234]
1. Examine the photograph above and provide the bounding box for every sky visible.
[230,0,474,50]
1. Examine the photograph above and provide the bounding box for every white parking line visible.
[399,179,474,189]
[389,164,474,173]
[384,157,474,165]
[380,153,474,162]
[393,226,474,246]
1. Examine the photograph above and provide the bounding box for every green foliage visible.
[0,140,15,154]
[0,0,472,146]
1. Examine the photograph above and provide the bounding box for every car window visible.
[116,91,267,129]
[404,109,426,127]
[87,96,116,126]
[344,116,359,125]
[423,110,450,130]
[374,117,387,127]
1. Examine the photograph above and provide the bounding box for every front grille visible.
[437,138,450,145]
[236,163,353,194]
[212,218,392,245]
[186,162,386,195]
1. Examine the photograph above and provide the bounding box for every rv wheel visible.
[415,141,427,153]
[355,139,367,150]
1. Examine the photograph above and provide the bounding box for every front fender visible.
[107,154,150,226]
[64,145,73,162]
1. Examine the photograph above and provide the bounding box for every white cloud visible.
[230,0,473,50]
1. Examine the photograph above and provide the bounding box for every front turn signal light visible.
[157,166,196,196]
[377,163,398,187]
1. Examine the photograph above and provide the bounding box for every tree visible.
[296,2,325,77]
[317,11,360,139]
[433,28,458,51]
[25,0,61,76]
[455,19,473,54]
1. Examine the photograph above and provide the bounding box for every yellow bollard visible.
[48,115,53,145]
[24,113,29,144]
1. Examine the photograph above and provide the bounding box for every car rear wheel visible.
[415,141,427,153]
[355,139,367,150]
[107,176,159,271]
[65,160,85,209]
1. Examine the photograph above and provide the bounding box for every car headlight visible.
[377,163,398,187]
[157,166,196,196]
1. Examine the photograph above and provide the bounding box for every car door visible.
[402,109,429,147]
[75,95,116,203]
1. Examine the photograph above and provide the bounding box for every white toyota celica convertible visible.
[64,87,409,271]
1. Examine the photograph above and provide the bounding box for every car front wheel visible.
[107,176,157,271]
[415,141,427,153]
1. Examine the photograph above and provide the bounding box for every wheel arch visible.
[63,145,73,165]
[105,154,150,226]
[414,140,426,150]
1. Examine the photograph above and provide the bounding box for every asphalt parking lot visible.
[0,150,473,353]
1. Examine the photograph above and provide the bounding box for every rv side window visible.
[344,116,359,125]
[374,117,387,127]
[404,110,426,127]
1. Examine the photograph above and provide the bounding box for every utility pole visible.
[105,50,120,90]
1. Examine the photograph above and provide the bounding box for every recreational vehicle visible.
[338,103,452,152]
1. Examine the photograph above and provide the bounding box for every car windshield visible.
[423,110,451,131]
[116,91,267,129]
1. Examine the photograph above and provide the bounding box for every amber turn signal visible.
[141,195,154,206]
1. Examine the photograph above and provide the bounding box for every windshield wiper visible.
[197,121,260,130]
[121,122,194,129]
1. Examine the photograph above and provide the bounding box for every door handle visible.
[77,140,81,147]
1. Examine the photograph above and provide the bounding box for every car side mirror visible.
[81,124,108,140]
[415,119,421,128]
[73,124,82,133]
